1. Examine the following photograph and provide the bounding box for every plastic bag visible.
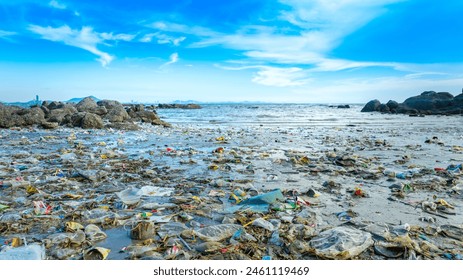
[252,218,275,231]
[0,244,46,260]
[195,224,243,242]
[85,224,108,242]
[225,189,284,213]
[117,187,141,205]
[309,227,373,259]
[137,186,175,197]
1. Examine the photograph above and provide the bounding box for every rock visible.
[97,100,123,110]
[105,122,141,130]
[105,106,130,122]
[363,90,463,115]
[0,106,45,128]
[41,122,59,129]
[361,99,381,112]
[89,106,108,116]
[76,97,98,112]
[158,104,202,109]
[71,112,104,129]
[386,100,399,110]
[337,105,350,109]
[46,105,78,124]
[403,91,454,111]
[378,104,390,113]
[47,101,64,110]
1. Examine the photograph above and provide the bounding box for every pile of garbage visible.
[0,123,462,260]
[0,97,170,130]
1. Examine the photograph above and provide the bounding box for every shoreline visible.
[0,111,462,260]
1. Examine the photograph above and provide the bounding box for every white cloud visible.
[0,30,16,42]
[219,65,310,87]
[29,24,136,67]
[140,32,186,46]
[49,0,66,9]
[253,67,309,87]
[166,1,418,83]
[160,52,179,68]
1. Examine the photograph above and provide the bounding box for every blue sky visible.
[1,0,463,103]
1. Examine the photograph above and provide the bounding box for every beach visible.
[0,104,462,260]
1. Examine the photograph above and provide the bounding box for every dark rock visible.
[40,106,50,115]
[361,99,381,112]
[105,106,130,122]
[105,122,141,131]
[0,105,45,128]
[403,91,454,111]
[47,101,64,110]
[71,112,103,129]
[134,104,144,112]
[337,105,350,109]
[378,104,390,113]
[41,122,59,129]
[92,106,108,116]
[81,113,104,129]
[97,100,123,110]
[47,105,78,124]
[158,103,202,109]
[76,97,98,112]
[386,100,399,110]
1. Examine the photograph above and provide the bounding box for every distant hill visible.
[66,96,101,103]
[1,99,49,108]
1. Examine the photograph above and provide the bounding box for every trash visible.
[0,204,9,212]
[33,201,52,215]
[85,224,107,242]
[117,187,141,206]
[269,230,283,246]
[309,227,373,259]
[251,218,275,231]
[83,247,110,260]
[374,242,406,258]
[137,186,175,197]
[130,221,155,240]
[194,242,224,253]
[65,222,84,232]
[195,224,243,242]
[0,244,46,260]
[226,189,284,213]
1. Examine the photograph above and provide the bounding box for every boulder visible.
[41,122,59,129]
[361,99,381,112]
[81,113,104,129]
[47,105,78,124]
[97,100,123,110]
[378,104,390,113]
[386,100,399,110]
[105,106,130,122]
[403,91,454,111]
[0,106,45,128]
[76,97,98,112]
[47,101,65,110]
[71,112,103,129]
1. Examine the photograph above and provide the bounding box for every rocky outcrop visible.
[0,97,170,129]
[360,99,381,112]
[0,104,45,128]
[361,90,463,115]
[157,103,202,109]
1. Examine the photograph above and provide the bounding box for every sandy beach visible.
[0,104,462,260]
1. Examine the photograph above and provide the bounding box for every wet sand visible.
[0,113,462,260]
